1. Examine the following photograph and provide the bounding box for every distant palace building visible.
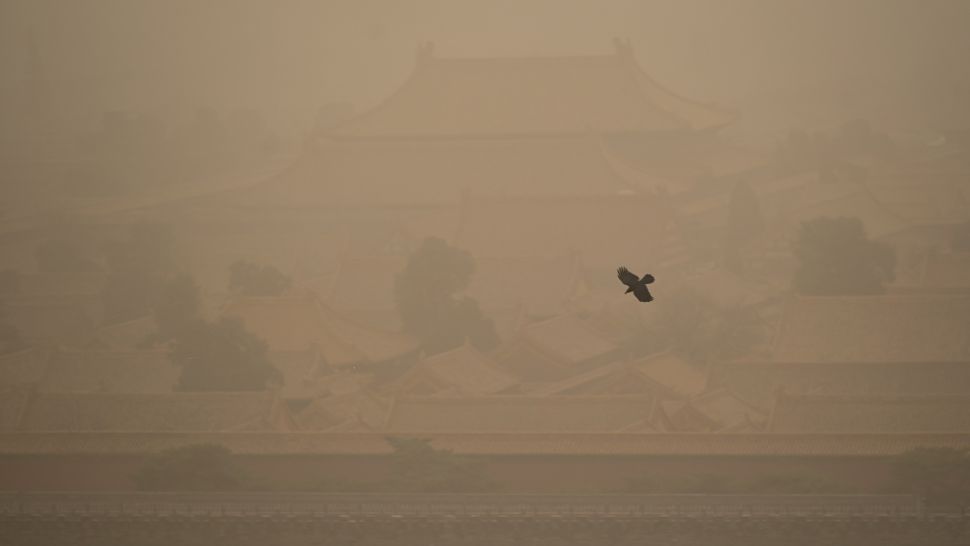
[247,39,737,208]
[330,39,735,140]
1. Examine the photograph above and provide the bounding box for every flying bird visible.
[617,266,655,302]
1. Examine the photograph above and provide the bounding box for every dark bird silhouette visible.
[617,266,655,302]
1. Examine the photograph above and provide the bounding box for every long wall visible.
[2,514,967,546]
[0,453,893,493]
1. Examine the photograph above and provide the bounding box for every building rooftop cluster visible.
[3,41,970,461]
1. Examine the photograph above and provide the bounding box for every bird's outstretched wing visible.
[617,266,640,288]
[632,285,654,302]
[640,273,655,285]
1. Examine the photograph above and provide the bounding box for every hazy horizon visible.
[2,2,970,544]
[3,0,969,137]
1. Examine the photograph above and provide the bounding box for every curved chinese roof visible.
[332,40,735,139]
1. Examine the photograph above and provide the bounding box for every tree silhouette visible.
[394,238,498,355]
[171,317,280,392]
[133,444,246,491]
[793,216,895,295]
[385,437,491,493]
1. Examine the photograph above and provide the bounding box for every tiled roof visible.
[240,136,656,209]
[526,362,662,397]
[868,182,969,225]
[719,360,970,409]
[608,139,766,187]
[653,400,720,432]
[3,301,100,347]
[267,351,328,400]
[393,344,518,397]
[384,395,655,433]
[634,352,709,399]
[4,431,970,457]
[222,295,419,368]
[771,296,970,363]
[17,391,293,432]
[769,394,970,433]
[688,389,767,431]
[517,315,622,367]
[524,356,702,399]
[493,338,575,382]
[454,195,684,274]
[331,44,733,138]
[743,174,911,241]
[296,392,392,431]
[92,316,158,351]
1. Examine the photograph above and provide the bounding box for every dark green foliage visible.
[229,260,291,297]
[34,240,101,273]
[146,273,279,391]
[892,448,970,507]
[133,444,246,491]
[793,216,895,295]
[171,317,281,392]
[385,437,491,493]
[394,238,498,355]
